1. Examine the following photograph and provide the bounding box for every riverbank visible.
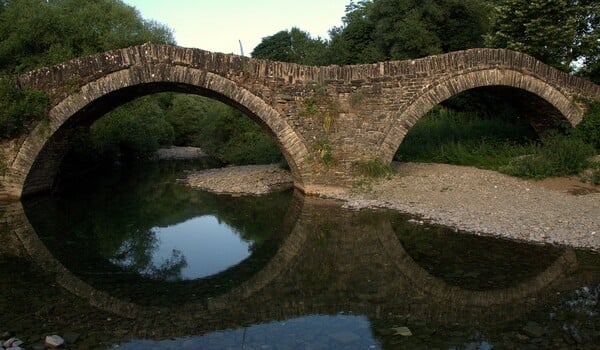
[183,162,599,252]
[331,163,599,252]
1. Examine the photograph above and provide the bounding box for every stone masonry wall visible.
[1,44,599,198]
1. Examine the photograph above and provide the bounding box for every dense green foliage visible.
[395,106,539,168]
[505,133,595,179]
[70,93,283,165]
[574,102,600,149]
[0,0,174,73]
[0,0,173,141]
[396,104,599,179]
[0,76,49,138]
[90,96,175,160]
[328,0,492,64]
[487,0,599,79]
[251,27,329,66]
[162,94,283,165]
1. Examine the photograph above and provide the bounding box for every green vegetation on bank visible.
[395,102,600,182]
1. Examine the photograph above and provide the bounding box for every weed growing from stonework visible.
[300,97,319,117]
[314,139,333,165]
[0,75,49,139]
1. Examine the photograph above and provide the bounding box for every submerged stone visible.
[522,321,545,338]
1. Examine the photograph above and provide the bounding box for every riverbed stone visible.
[45,334,65,347]
[3,337,20,348]
[522,321,545,338]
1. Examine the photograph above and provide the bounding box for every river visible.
[1,160,599,349]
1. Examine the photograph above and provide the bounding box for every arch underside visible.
[18,66,309,197]
[379,69,582,162]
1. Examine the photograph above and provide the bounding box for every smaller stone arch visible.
[378,68,585,163]
[8,63,310,197]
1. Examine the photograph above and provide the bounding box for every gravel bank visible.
[182,164,293,196]
[325,163,600,252]
[155,146,207,160]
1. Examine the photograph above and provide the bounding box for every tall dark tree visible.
[328,0,492,65]
[0,0,174,73]
[487,0,599,77]
[251,27,329,66]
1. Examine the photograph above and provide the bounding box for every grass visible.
[394,106,598,180]
[356,158,396,179]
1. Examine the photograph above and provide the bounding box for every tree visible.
[251,27,329,65]
[487,0,599,76]
[328,0,493,64]
[0,0,174,73]
[90,96,174,160]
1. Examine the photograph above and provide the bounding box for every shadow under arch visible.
[378,68,583,163]
[12,64,309,197]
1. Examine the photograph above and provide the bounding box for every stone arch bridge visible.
[1,43,599,198]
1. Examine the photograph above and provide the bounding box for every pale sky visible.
[121,0,349,56]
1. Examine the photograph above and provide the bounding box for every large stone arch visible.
[378,68,584,162]
[6,64,310,197]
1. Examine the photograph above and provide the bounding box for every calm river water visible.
[1,160,599,349]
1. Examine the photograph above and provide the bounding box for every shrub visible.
[0,76,49,139]
[356,158,396,179]
[575,102,600,150]
[505,133,594,178]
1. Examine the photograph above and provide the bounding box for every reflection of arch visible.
[9,64,309,197]
[1,196,584,336]
[375,221,578,307]
[379,68,584,162]
[2,190,307,319]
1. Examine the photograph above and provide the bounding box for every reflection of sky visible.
[152,215,251,279]
[116,314,380,349]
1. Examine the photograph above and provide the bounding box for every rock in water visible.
[45,335,65,347]
[522,321,545,338]
[3,337,21,347]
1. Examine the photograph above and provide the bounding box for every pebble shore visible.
[183,162,600,252]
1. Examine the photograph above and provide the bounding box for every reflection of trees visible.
[23,161,291,283]
[110,227,188,281]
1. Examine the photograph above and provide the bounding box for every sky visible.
[121,0,350,56]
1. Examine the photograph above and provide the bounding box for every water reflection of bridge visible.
[0,192,593,340]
